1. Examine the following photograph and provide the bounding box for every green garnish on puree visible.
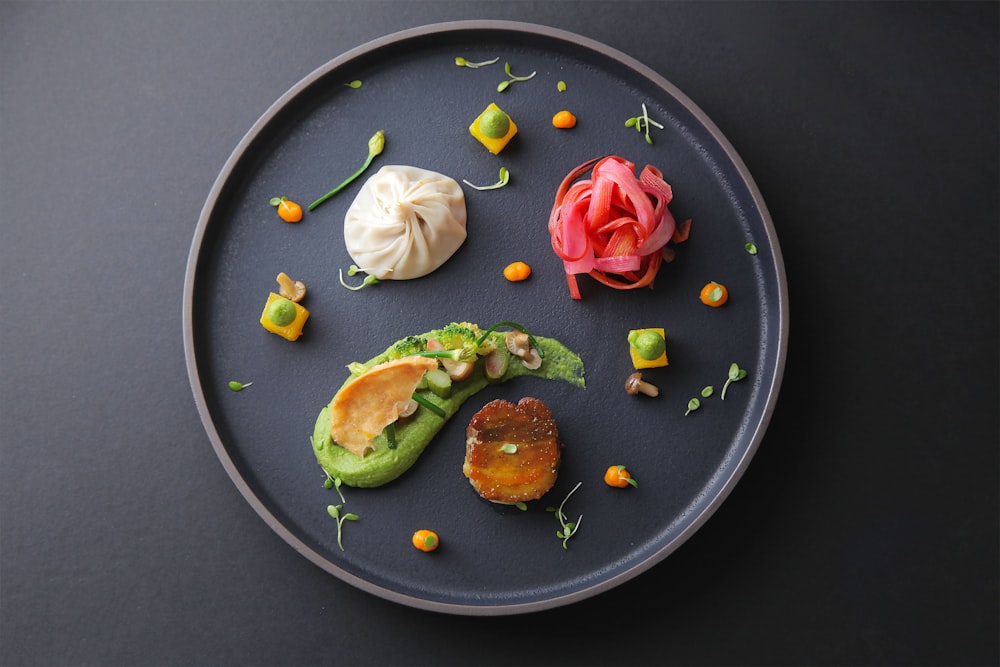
[311,325,585,488]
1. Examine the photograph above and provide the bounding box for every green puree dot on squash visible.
[479,108,510,139]
[267,297,297,326]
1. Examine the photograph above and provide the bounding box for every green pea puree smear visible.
[311,326,585,488]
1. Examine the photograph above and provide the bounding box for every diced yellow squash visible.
[259,292,309,341]
[469,102,518,155]
[628,327,668,369]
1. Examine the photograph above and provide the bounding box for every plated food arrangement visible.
[184,21,787,615]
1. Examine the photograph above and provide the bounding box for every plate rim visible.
[183,19,788,615]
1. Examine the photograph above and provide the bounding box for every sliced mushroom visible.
[396,398,419,419]
[276,272,307,302]
[505,331,541,368]
[520,348,542,370]
[625,372,659,397]
[505,331,531,359]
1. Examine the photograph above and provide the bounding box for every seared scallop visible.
[463,397,561,503]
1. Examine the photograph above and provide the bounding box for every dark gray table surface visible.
[2,1,997,665]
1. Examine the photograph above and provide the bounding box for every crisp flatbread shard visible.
[328,356,438,456]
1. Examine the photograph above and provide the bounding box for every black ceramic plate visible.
[184,21,787,615]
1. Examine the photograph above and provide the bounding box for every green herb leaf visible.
[501,443,518,454]
[496,80,510,92]
[557,80,567,92]
[228,380,252,392]
[701,386,714,398]
[345,80,362,89]
[685,397,701,416]
[745,242,758,255]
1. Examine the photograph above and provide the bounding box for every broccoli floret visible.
[435,322,482,349]
[386,335,427,360]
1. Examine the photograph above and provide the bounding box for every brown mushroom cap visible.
[625,372,659,397]
[276,272,307,302]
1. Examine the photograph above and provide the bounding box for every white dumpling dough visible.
[343,165,467,280]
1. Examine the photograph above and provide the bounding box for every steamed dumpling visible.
[344,165,467,280]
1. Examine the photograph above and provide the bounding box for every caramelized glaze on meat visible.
[463,397,561,503]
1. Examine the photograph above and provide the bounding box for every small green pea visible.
[479,108,510,138]
[628,330,666,360]
[267,297,297,326]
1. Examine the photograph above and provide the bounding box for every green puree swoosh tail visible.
[311,329,584,488]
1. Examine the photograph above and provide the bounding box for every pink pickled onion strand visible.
[548,156,677,298]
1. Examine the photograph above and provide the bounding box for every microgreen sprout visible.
[701,386,715,398]
[745,242,758,255]
[309,130,385,211]
[557,80,567,92]
[345,79,363,89]
[546,481,582,549]
[323,472,347,504]
[685,398,701,416]
[496,62,536,92]
[462,167,510,191]
[454,56,499,69]
[326,503,359,551]
[228,380,252,392]
[339,265,380,291]
[624,103,664,144]
[721,362,748,400]
[501,443,518,454]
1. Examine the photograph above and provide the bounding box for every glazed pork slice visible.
[463,397,562,503]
